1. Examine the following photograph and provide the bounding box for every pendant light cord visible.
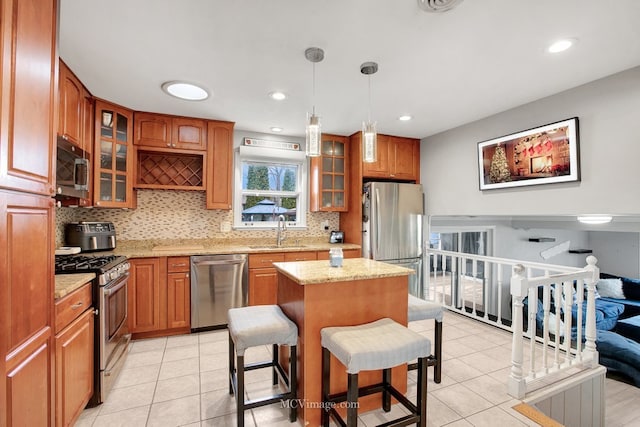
[367,75,372,123]
[312,62,316,115]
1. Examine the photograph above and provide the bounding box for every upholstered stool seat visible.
[228,305,298,427]
[408,295,444,383]
[321,318,430,426]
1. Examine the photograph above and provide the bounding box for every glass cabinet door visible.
[310,135,348,212]
[94,101,134,207]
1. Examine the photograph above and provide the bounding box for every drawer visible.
[249,252,285,269]
[55,282,92,333]
[168,256,190,273]
[284,251,317,262]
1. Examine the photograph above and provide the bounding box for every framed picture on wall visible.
[477,117,580,190]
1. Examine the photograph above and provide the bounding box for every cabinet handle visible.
[171,263,187,267]
[185,273,189,278]
[166,142,171,146]
[71,302,84,310]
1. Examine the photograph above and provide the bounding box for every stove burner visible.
[55,254,126,275]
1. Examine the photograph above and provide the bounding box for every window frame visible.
[233,145,308,230]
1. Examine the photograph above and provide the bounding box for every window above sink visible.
[233,140,308,230]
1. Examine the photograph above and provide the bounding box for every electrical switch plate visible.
[220,221,231,233]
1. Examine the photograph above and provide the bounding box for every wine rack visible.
[136,151,204,190]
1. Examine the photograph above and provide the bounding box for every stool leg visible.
[272,344,279,386]
[289,345,298,422]
[434,320,442,384]
[321,347,331,427]
[236,354,245,427]
[228,332,235,395]
[417,357,428,427]
[382,368,391,412]
[347,373,358,426]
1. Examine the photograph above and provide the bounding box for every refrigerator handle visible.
[375,188,381,255]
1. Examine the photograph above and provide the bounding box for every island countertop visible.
[272,257,413,285]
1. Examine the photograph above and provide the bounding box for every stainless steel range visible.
[55,248,131,406]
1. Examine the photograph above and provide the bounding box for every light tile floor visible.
[77,311,640,426]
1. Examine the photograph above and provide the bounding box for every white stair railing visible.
[425,249,601,399]
[509,256,599,398]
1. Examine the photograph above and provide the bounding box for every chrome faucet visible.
[276,215,287,247]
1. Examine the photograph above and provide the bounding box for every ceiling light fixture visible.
[417,0,464,13]
[269,91,286,101]
[361,61,379,163]
[161,81,209,101]
[577,215,613,225]
[398,115,412,121]
[270,127,283,133]
[304,47,324,157]
[548,39,576,53]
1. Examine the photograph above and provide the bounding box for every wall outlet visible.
[321,220,329,231]
[220,221,231,233]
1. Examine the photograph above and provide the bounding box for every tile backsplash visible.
[55,190,340,247]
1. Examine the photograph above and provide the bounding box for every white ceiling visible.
[59,0,640,140]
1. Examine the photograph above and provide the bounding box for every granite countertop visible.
[273,258,413,285]
[55,273,95,299]
[111,239,360,259]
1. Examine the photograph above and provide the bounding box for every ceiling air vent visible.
[417,0,464,13]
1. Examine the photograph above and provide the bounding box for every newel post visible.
[509,264,527,399]
[583,255,599,366]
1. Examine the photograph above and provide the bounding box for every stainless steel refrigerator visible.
[362,182,424,298]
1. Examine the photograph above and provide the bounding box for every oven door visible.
[98,272,131,402]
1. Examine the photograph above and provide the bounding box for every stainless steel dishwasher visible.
[190,254,248,331]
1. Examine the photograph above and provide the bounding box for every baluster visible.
[563,280,573,365]
[441,255,447,305]
[472,259,477,315]
[575,278,584,362]
[497,263,503,326]
[553,284,561,369]
[483,260,489,320]
[583,256,599,366]
[509,264,527,399]
[451,255,458,308]
[460,256,467,312]
[542,284,550,374]
[528,286,537,378]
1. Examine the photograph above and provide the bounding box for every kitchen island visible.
[273,258,413,426]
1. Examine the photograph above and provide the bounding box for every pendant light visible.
[361,61,378,163]
[305,47,324,157]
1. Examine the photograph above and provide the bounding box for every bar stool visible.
[408,295,443,383]
[228,305,298,427]
[321,318,430,427]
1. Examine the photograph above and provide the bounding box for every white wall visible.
[588,231,640,277]
[421,66,640,216]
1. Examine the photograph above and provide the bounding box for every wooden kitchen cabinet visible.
[0,0,57,197]
[1,190,56,426]
[54,282,94,427]
[310,134,349,212]
[57,60,94,207]
[134,112,206,151]
[248,252,285,306]
[206,120,235,209]
[128,257,166,334]
[58,60,83,148]
[167,257,191,330]
[362,134,420,182]
[94,100,136,208]
[128,257,191,338]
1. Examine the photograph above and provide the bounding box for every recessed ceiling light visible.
[577,215,613,225]
[548,39,576,54]
[269,91,287,101]
[270,127,283,133]
[398,115,412,121]
[161,81,209,101]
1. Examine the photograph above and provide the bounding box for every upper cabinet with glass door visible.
[94,100,136,208]
[310,134,348,212]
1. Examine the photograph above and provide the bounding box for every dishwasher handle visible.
[192,259,246,267]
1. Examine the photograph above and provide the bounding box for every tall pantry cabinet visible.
[0,0,58,425]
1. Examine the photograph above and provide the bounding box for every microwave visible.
[56,136,89,199]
